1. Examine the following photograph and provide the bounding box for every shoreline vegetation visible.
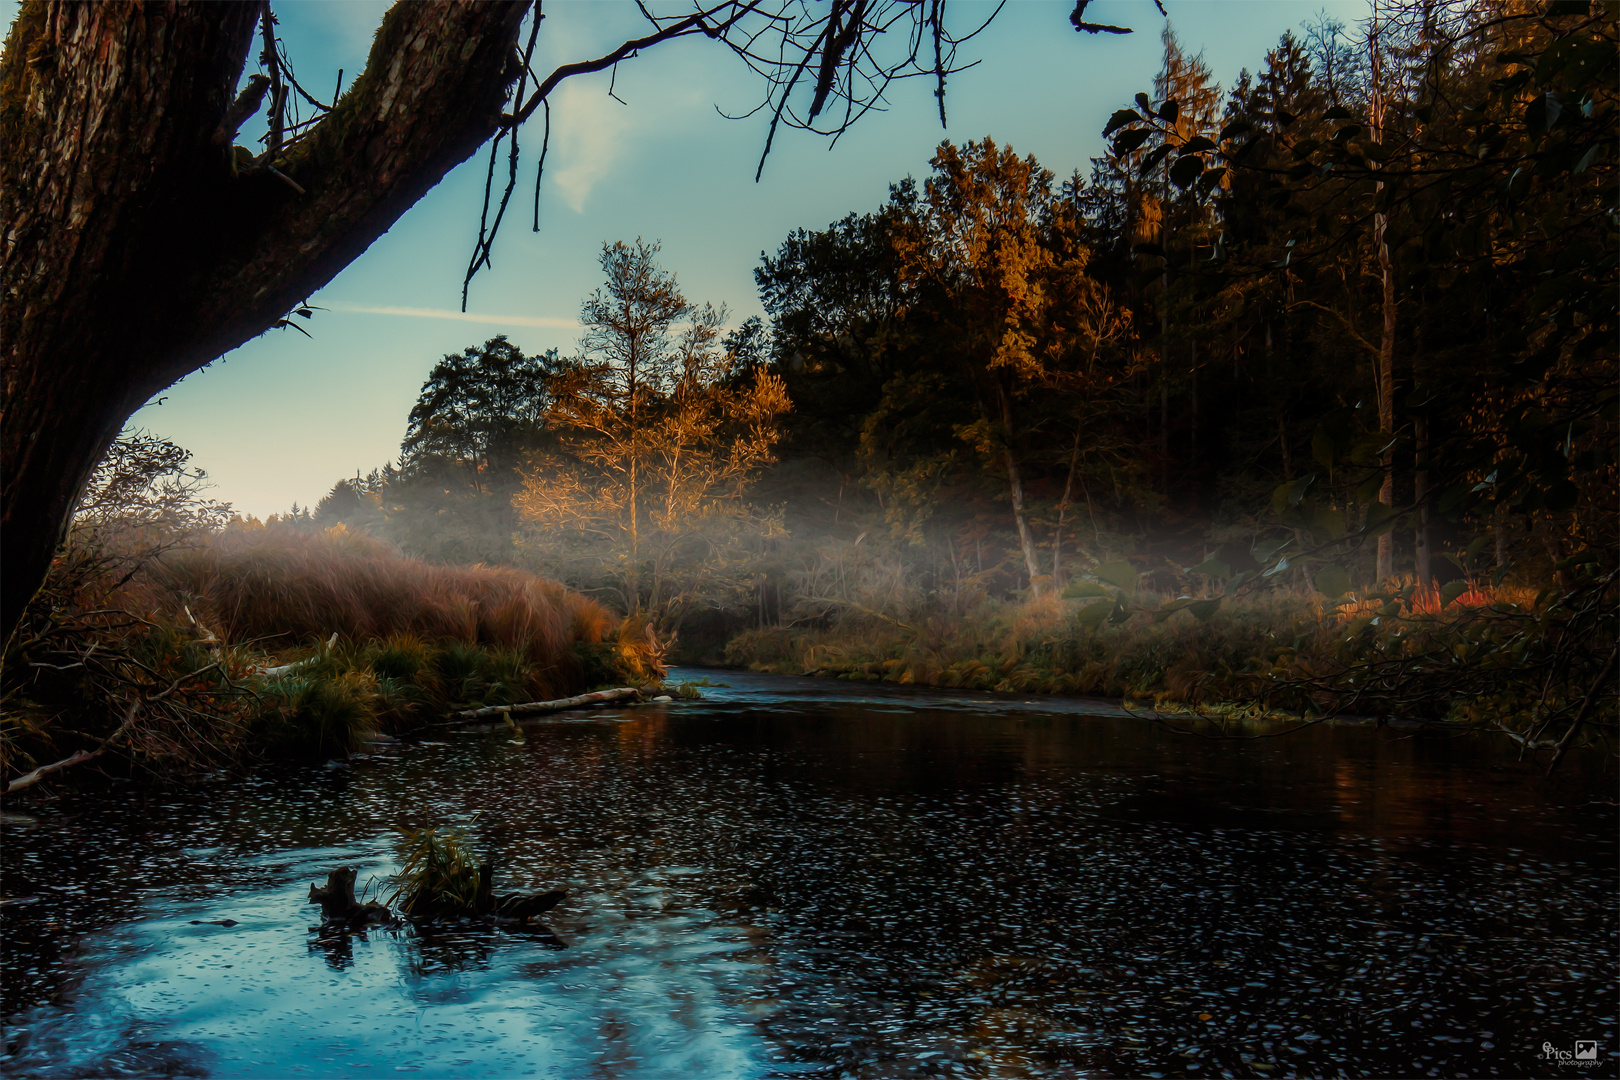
[0,526,670,795]
[722,569,1615,754]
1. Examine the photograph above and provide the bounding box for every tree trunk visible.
[1051,425,1083,588]
[994,383,1042,598]
[1414,411,1430,586]
[1006,451,1042,598]
[1,1,528,642]
[1369,8,1396,584]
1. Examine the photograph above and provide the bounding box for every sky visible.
[5,0,1368,518]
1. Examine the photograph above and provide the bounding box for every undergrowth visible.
[726,567,1617,766]
[2,528,653,790]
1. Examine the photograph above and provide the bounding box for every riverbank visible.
[722,582,1618,762]
[0,530,660,794]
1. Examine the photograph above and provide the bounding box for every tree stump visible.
[308,867,393,928]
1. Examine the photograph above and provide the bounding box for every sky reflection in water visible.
[3,669,1615,1078]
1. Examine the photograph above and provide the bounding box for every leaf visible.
[1138,143,1174,175]
[1463,534,1492,566]
[1154,597,1196,623]
[1180,135,1218,154]
[1103,108,1143,136]
[1252,538,1292,564]
[1093,560,1139,594]
[1062,581,1111,598]
[1136,92,1154,114]
[1158,99,1180,123]
[1217,118,1252,141]
[1186,558,1230,580]
[1285,472,1317,507]
[1314,563,1350,599]
[1108,601,1132,625]
[1364,502,1398,537]
[1311,429,1335,470]
[1169,154,1204,188]
[1309,504,1346,541]
[1113,127,1153,154]
[1076,600,1114,629]
[1189,599,1222,622]
[1440,580,1470,608]
[1323,105,1354,120]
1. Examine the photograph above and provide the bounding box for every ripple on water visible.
[2,668,1615,1078]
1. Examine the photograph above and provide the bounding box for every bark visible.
[1,1,529,642]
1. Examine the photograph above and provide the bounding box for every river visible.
[2,669,1614,1078]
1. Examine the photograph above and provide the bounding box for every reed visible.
[151,527,613,670]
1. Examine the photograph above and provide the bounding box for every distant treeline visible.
[291,3,1611,639]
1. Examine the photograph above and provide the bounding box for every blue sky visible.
[4,1,1367,517]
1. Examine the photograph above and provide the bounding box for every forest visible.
[2,2,1613,786]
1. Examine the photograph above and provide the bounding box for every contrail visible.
[329,302,580,330]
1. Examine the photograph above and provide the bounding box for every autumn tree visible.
[516,241,790,632]
[890,139,1129,597]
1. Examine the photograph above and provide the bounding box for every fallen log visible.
[453,687,641,722]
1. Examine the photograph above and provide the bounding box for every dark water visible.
[2,669,1615,1079]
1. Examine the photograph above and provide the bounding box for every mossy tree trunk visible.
[0,0,527,641]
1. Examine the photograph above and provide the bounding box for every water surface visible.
[3,669,1615,1078]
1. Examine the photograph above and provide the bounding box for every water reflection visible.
[2,668,1614,1078]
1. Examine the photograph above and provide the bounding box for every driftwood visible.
[453,687,641,722]
[258,633,339,677]
[308,867,394,929]
[4,700,141,795]
[4,748,106,794]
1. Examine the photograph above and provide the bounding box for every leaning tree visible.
[0,0,1147,642]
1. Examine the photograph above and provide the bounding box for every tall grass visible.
[152,528,612,673]
[4,527,635,786]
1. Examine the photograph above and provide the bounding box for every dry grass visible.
[148,527,612,670]
[4,527,632,785]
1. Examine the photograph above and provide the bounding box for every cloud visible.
[329,303,579,330]
[550,79,639,213]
